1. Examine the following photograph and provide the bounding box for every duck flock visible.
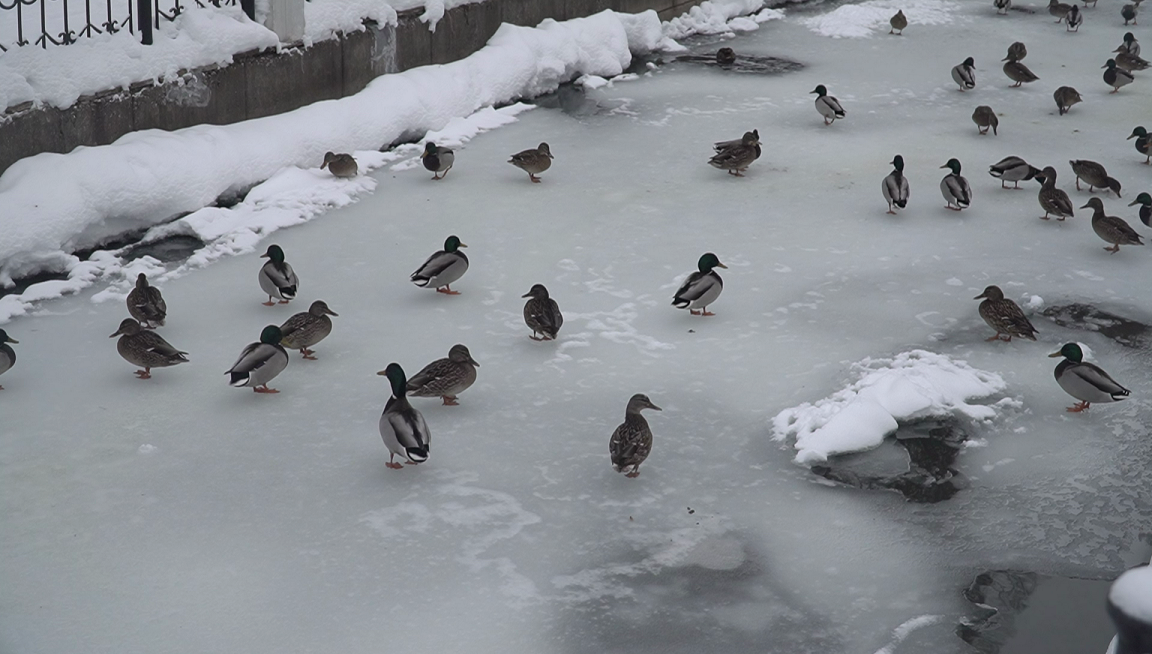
[0,0,1149,482]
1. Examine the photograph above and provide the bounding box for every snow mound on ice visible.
[663,0,783,40]
[800,0,960,39]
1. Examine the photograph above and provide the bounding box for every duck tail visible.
[406,446,429,463]
[226,370,250,387]
[280,285,297,300]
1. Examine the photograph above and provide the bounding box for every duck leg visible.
[1105,244,1121,253]
[1066,401,1090,412]
[263,297,277,306]
[701,307,716,316]
[689,309,701,315]
[530,174,541,183]
[386,454,404,470]
[625,466,641,478]
[135,368,152,379]
[300,347,317,360]
[253,385,280,394]
[441,395,459,406]
[436,285,461,295]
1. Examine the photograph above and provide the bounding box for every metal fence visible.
[0,0,253,50]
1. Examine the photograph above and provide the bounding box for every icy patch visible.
[800,0,959,39]
[772,350,1008,464]
[663,0,783,41]
[1110,565,1152,623]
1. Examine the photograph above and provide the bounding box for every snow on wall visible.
[771,350,1014,464]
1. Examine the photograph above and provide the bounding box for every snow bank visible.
[303,0,400,44]
[1110,565,1152,623]
[800,0,960,39]
[662,0,783,41]
[772,350,1009,464]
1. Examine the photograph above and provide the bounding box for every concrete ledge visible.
[0,0,698,175]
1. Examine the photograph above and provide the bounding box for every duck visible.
[951,57,976,91]
[713,129,759,152]
[974,285,1038,342]
[1128,192,1151,227]
[972,106,999,135]
[405,344,479,406]
[1066,4,1083,30]
[1049,0,1072,21]
[126,272,167,329]
[609,394,661,478]
[716,47,736,65]
[0,329,17,390]
[889,10,907,34]
[321,152,358,178]
[110,318,188,379]
[940,158,972,211]
[1118,32,1141,57]
[989,156,1041,189]
[522,284,564,341]
[1082,197,1144,253]
[1122,0,1140,25]
[1049,342,1130,412]
[279,300,338,360]
[1036,166,1076,220]
[672,252,727,316]
[225,325,289,393]
[708,131,761,176]
[882,154,910,214]
[410,235,468,295]
[810,85,846,125]
[1053,86,1082,115]
[1069,160,1122,197]
[421,142,455,180]
[995,0,1011,15]
[508,142,553,183]
[1130,126,1151,164]
[1113,51,1150,72]
[1003,59,1039,87]
[258,244,298,306]
[1104,59,1135,92]
[1006,42,1027,62]
[377,363,430,469]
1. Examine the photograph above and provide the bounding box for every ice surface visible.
[799,0,963,39]
[3,1,1152,653]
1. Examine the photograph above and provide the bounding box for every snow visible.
[662,0,783,40]
[3,1,1152,652]
[1110,565,1152,624]
[800,0,962,39]
[772,350,1010,464]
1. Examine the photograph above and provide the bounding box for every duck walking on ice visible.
[1049,343,1130,412]
[609,394,661,478]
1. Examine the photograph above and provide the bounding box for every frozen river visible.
[3,1,1151,652]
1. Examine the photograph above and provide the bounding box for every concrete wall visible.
[0,0,698,175]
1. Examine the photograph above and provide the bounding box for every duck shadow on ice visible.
[810,418,971,504]
[1042,303,1151,350]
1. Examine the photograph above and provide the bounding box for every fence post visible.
[136,0,151,43]
[240,0,254,20]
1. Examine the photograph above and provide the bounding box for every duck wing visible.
[227,342,279,375]
[1066,362,1130,397]
[405,357,465,395]
[411,250,465,282]
[672,271,711,306]
[383,396,431,450]
[136,331,188,359]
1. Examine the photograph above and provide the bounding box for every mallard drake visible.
[1082,197,1144,252]
[1049,342,1130,412]
[1104,59,1135,92]
[258,244,298,306]
[940,158,972,211]
[1066,4,1083,29]
[279,300,338,360]
[1121,0,1140,25]
[972,106,999,135]
[1036,166,1076,220]
[422,142,455,180]
[1049,0,1072,21]
[810,85,846,125]
[522,284,563,341]
[405,344,479,406]
[713,129,759,152]
[0,329,17,390]
[989,156,1041,189]
[1113,51,1150,71]
[609,394,661,478]
[411,235,468,295]
[708,131,761,176]
[995,0,1011,15]
[1069,160,1122,197]
[508,143,553,183]
[377,363,430,469]
[126,272,167,328]
[1129,192,1152,227]
[882,154,910,214]
[952,57,976,91]
[321,152,358,178]
[974,285,1038,341]
[1130,126,1151,164]
[1003,59,1039,87]
[716,47,736,65]
[672,252,727,316]
[226,325,289,393]
[1119,32,1141,56]
[111,318,188,379]
[889,10,907,34]
[1006,42,1027,62]
[1053,86,1082,115]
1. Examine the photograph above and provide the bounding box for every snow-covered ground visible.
[3,1,1152,652]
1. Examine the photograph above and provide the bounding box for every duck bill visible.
[457,243,468,248]
[973,293,987,300]
[648,403,663,411]
[326,309,339,317]
[1127,133,1138,140]
[260,252,269,258]
[5,337,17,344]
[376,370,388,376]
[469,357,480,367]
[1047,351,1063,358]
[521,293,533,298]
[1129,199,1141,207]
[716,263,728,269]
[109,330,122,338]
[1079,202,1091,209]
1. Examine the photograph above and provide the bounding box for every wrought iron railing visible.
[0,0,251,51]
